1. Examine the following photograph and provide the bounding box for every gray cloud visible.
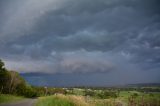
[0,0,160,85]
[4,50,119,73]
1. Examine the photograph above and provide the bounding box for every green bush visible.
[16,84,37,98]
[84,89,95,96]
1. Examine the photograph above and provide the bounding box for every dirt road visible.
[0,99,37,106]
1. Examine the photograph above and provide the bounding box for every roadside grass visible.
[35,94,125,106]
[66,95,94,106]
[35,95,75,106]
[36,94,96,106]
[0,94,25,104]
[35,91,160,106]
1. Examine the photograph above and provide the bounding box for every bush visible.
[16,84,37,98]
[132,93,139,98]
[84,90,95,96]
[53,88,67,95]
[96,91,118,99]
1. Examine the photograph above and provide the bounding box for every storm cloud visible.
[0,0,160,85]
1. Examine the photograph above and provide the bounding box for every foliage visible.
[32,86,46,96]
[0,59,5,70]
[0,59,38,97]
[52,88,67,95]
[128,94,160,106]
[0,70,11,93]
[0,58,160,106]
[84,89,96,97]
[16,84,38,98]
[83,89,118,99]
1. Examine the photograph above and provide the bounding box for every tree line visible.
[0,59,66,98]
[0,59,38,97]
[1,59,159,99]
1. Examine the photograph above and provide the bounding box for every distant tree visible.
[53,88,67,95]
[32,86,46,96]
[96,91,118,99]
[84,89,95,96]
[131,93,138,98]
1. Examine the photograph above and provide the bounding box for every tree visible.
[0,59,38,97]
[0,59,6,72]
[0,59,4,69]
[84,89,95,96]
[16,84,37,98]
[8,71,26,94]
[0,67,10,93]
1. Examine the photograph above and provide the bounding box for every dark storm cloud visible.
[0,0,160,84]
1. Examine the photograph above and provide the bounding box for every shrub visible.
[16,84,37,98]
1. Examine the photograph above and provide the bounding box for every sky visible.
[0,0,160,86]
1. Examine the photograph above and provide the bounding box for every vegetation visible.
[0,59,160,106]
[83,89,118,99]
[36,95,75,106]
[35,91,160,106]
[0,94,24,104]
[0,59,38,98]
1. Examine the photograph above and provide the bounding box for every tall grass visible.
[36,96,75,106]
[35,92,160,106]
[35,94,123,106]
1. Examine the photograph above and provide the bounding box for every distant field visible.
[0,94,25,104]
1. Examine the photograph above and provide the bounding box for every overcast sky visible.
[0,0,160,86]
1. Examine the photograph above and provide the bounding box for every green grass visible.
[36,96,75,106]
[0,94,25,104]
[118,91,160,106]
[35,92,160,106]
[119,91,141,101]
